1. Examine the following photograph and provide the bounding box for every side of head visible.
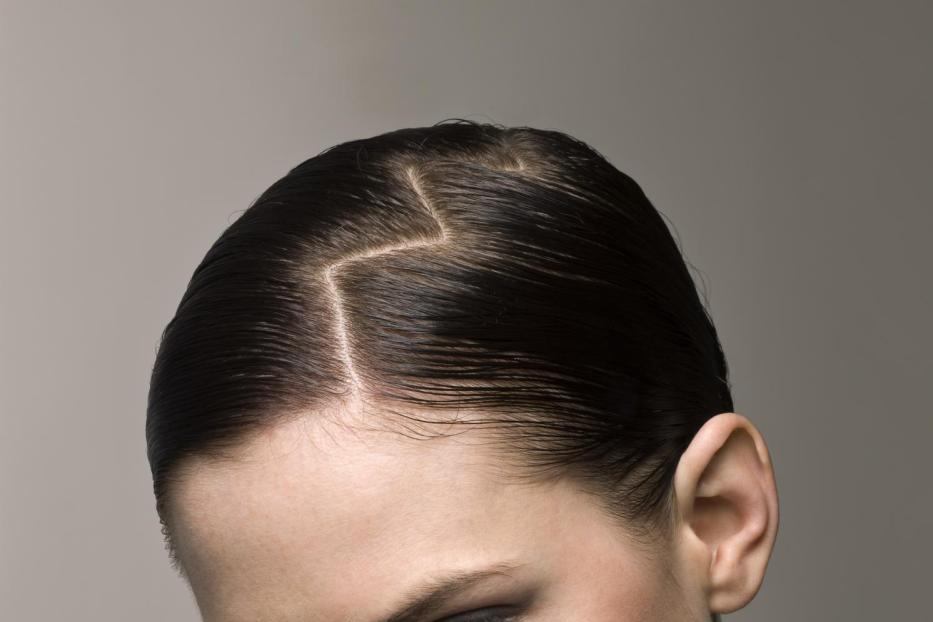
[146,120,778,621]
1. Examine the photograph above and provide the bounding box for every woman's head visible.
[146,120,778,621]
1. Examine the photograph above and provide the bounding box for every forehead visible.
[168,414,648,622]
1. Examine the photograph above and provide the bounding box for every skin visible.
[168,410,779,622]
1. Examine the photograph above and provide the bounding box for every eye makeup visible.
[436,604,527,622]
[377,562,537,622]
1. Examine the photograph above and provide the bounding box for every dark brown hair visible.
[146,120,732,612]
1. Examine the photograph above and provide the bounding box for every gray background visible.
[1,1,930,620]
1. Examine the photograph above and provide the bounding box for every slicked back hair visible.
[146,120,732,620]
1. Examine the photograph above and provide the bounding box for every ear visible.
[672,412,780,614]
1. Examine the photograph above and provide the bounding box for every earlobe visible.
[672,412,780,615]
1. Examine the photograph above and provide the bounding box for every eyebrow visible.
[376,561,527,622]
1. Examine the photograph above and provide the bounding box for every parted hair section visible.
[146,119,733,576]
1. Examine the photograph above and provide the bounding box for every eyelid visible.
[436,604,527,622]
[432,578,538,622]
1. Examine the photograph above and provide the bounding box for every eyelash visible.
[438,606,523,622]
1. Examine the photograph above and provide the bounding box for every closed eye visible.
[436,605,525,622]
